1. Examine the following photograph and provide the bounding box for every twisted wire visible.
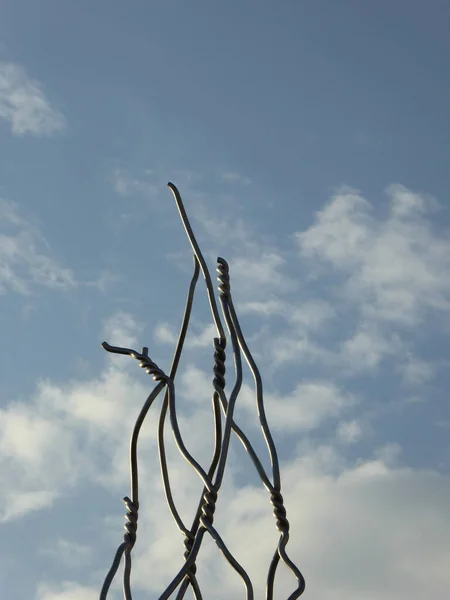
[213,337,226,392]
[167,183,252,599]
[217,257,306,599]
[97,183,305,599]
[123,496,139,547]
[216,257,231,299]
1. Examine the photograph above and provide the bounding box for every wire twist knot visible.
[213,337,226,392]
[183,533,197,574]
[122,496,139,548]
[217,257,231,298]
[138,352,168,382]
[270,490,290,533]
[200,488,218,529]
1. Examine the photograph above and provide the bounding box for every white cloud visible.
[296,184,450,325]
[288,300,336,328]
[241,298,335,329]
[179,368,355,433]
[221,171,251,185]
[165,180,295,297]
[40,539,92,568]
[175,180,443,377]
[230,251,295,295]
[337,419,363,443]
[277,451,450,600]
[0,312,151,522]
[1,490,58,523]
[110,444,450,600]
[110,168,159,198]
[270,331,329,366]
[340,323,403,371]
[154,321,178,345]
[1,306,448,599]
[296,186,372,269]
[154,321,216,349]
[102,311,143,349]
[239,298,285,316]
[0,61,65,136]
[246,381,356,432]
[0,198,76,294]
[168,180,449,380]
[178,365,214,404]
[0,398,80,521]
[400,355,435,386]
[36,582,98,600]
[0,167,448,600]
[374,442,403,465]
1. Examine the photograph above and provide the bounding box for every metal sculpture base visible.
[98,183,305,599]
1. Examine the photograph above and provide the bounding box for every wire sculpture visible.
[99,182,306,599]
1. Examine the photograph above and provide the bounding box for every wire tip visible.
[217,257,229,269]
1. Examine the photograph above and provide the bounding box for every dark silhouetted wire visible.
[98,183,305,599]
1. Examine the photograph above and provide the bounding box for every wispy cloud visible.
[154,321,216,349]
[239,380,357,432]
[221,171,251,185]
[0,198,76,294]
[1,305,449,599]
[340,322,403,371]
[1,490,58,523]
[36,582,98,600]
[241,298,335,329]
[40,539,93,569]
[201,182,450,387]
[0,61,65,136]
[336,419,364,443]
[296,184,450,326]
[119,442,450,600]
[400,355,436,386]
[0,312,149,522]
[3,177,449,599]
[110,168,159,198]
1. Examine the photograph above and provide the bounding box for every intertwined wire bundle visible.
[99,183,306,599]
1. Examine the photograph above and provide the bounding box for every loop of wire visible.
[98,183,305,599]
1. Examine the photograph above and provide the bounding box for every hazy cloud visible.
[296,184,450,325]
[110,168,159,198]
[0,198,76,294]
[0,61,65,136]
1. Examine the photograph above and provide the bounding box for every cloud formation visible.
[296,184,450,325]
[0,198,76,294]
[2,180,449,599]
[0,61,65,136]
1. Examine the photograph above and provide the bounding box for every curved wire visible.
[158,255,219,599]
[98,183,305,599]
[168,182,225,343]
[216,257,306,599]
[217,257,281,490]
[157,256,202,538]
[99,372,167,600]
[160,263,251,600]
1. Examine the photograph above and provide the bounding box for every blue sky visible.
[1,1,450,598]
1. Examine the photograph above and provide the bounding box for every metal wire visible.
[98,183,306,599]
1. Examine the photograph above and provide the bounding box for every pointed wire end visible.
[102,342,139,358]
[217,257,229,269]
[167,181,183,204]
[102,341,124,355]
